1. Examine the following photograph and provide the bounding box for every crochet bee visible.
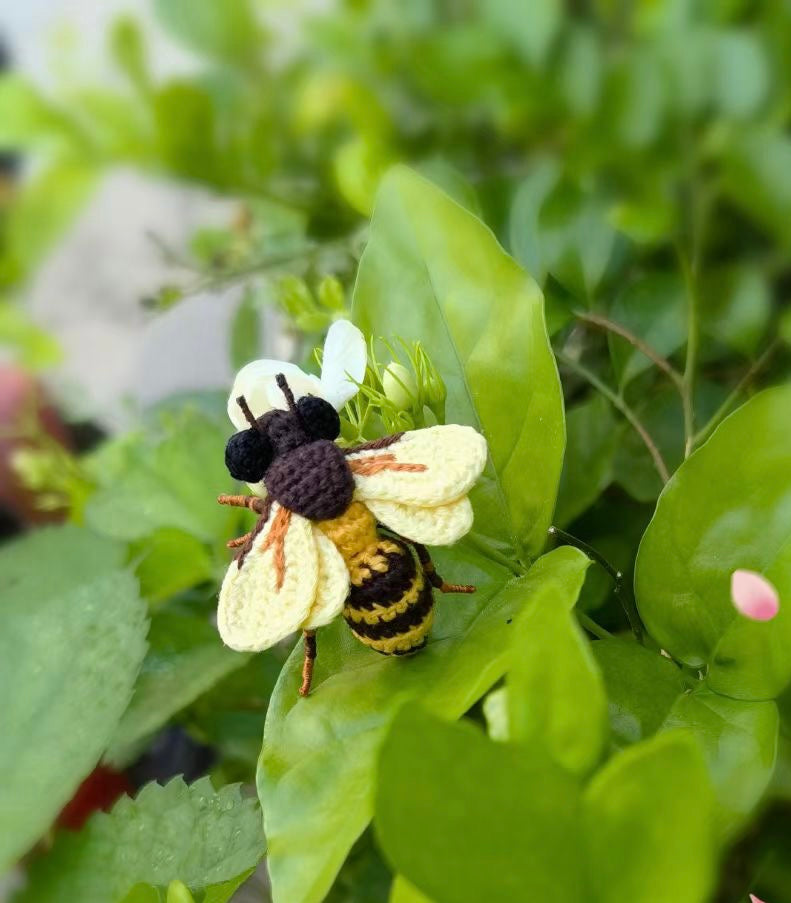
[217,373,487,696]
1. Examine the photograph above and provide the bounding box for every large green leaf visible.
[85,409,236,547]
[375,705,583,903]
[582,731,716,903]
[592,638,685,746]
[662,688,778,840]
[18,778,264,903]
[635,386,791,699]
[507,548,607,775]
[0,526,147,871]
[352,166,564,560]
[258,547,580,903]
[105,611,247,765]
[390,877,434,903]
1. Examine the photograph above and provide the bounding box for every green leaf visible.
[483,0,562,65]
[152,83,218,184]
[723,130,791,249]
[508,548,607,775]
[0,162,96,286]
[710,29,769,118]
[554,395,617,526]
[153,0,264,65]
[635,385,791,698]
[662,688,778,840]
[592,638,685,746]
[105,611,247,765]
[18,778,264,903]
[230,288,262,371]
[258,545,579,903]
[582,731,716,903]
[110,17,150,94]
[0,303,61,368]
[0,526,147,871]
[390,877,434,903]
[699,265,771,356]
[509,163,618,300]
[131,528,215,605]
[375,705,583,903]
[607,273,686,388]
[612,380,726,503]
[85,409,234,545]
[0,75,84,152]
[353,166,565,559]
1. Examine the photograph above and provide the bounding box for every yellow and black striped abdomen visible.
[318,501,433,655]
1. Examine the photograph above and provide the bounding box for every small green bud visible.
[166,880,195,903]
[276,276,315,320]
[317,275,346,312]
[382,362,418,410]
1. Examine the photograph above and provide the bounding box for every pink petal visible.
[731,570,780,622]
[749,895,766,903]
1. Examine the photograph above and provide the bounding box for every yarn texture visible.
[218,413,488,663]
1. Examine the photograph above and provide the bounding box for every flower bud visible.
[382,362,418,411]
[317,276,346,312]
[731,569,779,622]
[166,881,195,903]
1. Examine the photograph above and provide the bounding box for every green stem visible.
[550,526,644,644]
[691,339,780,449]
[680,252,699,458]
[465,533,524,577]
[556,350,670,484]
[575,310,684,392]
[577,612,613,641]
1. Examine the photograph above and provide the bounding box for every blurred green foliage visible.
[1,1,791,902]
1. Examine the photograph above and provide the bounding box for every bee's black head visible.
[224,374,341,484]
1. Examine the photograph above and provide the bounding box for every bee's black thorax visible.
[264,439,354,521]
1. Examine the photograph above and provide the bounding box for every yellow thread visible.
[343,571,424,624]
[353,608,434,654]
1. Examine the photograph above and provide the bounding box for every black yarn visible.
[297,396,341,441]
[225,429,273,483]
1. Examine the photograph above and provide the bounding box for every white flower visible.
[227,319,367,430]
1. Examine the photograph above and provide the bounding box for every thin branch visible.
[549,526,644,644]
[575,311,684,390]
[577,612,613,641]
[556,350,671,484]
[692,339,780,449]
[680,251,700,458]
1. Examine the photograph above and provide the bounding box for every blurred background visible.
[1,0,790,900]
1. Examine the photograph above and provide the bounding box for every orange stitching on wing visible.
[349,454,428,477]
[261,506,292,590]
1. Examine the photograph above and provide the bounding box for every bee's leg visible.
[299,630,317,697]
[413,543,476,595]
[226,533,252,549]
[217,493,268,514]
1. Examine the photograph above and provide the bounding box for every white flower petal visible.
[319,319,367,410]
[265,370,323,409]
[227,359,315,430]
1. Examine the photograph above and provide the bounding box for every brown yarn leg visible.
[299,630,317,697]
[217,493,268,514]
[413,543,476,594]
[226,532,252,549]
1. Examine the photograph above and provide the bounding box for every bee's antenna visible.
[276,373,298,415]
[236,395,264,433]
